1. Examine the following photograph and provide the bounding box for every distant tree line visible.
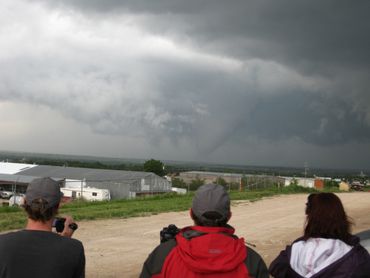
[1,152,368,181]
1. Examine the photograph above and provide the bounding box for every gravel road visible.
[70,192,370,277]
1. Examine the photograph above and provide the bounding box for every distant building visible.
[179,171,243,184]
[283,177,315,188]
[178,171,284,190]
[282,177,325,190]
[0,162,171,200]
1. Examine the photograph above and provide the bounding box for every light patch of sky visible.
[240,59,331,96]
[0,100,151,159]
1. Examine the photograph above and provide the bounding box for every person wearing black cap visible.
[140,183,268,278]
[0,177,85,278]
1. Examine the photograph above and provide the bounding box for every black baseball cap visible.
[192,184,230,222]
[25,177,63,208]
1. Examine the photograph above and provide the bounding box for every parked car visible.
[351,181,364,191]
[0,191,14,199]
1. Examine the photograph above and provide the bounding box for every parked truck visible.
[0,191,14,199]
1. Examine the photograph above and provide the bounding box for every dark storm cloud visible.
[2,0,370,168]
[32,0,370,113]
[34,0,370,69]
[247,92,370,145]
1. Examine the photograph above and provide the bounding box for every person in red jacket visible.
[140,183,269,278]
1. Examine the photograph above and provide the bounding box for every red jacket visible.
[141,226,269,278]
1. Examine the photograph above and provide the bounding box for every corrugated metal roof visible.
[0,173,36,184]
[0,173,64,184]
[18,165,157,182]
[0,162,38,174]
[182,171,244,177]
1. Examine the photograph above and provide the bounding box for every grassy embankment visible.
[0,185,338,232]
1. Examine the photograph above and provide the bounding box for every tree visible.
[215,177,227,186]
[171,178,187,189]
[189,178,205,191]
[143,159,165,177]
[290,178,299,187]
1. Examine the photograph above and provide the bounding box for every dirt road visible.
[71,192,370,277]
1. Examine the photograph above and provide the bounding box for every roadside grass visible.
[0,185,343,232]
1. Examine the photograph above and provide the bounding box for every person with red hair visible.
[269,192,370,277]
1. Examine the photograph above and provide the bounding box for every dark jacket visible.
[0,230,85,278]
[269,236,370,278]
[140,225,269,278]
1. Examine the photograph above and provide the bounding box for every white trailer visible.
[283,177,315,188]
[9,194,25,206]
[61,187,110,201]
[171,187,187,194]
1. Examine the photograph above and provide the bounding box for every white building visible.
[283,177,315,188]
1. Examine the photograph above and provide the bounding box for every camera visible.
[160,224,179,243]
[52,217,78,233]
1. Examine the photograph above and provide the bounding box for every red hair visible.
[304,193,353,244]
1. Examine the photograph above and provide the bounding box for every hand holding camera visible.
[160,224,179,243]
[53,216,78,237]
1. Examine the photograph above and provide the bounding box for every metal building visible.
[0,162,171,200]
[179,171,244,184]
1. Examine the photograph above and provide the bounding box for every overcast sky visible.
[1,0,370,170]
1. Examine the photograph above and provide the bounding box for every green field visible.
[0,185,334,232]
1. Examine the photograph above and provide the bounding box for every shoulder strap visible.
[182,229,239,240]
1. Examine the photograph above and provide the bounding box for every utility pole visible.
[304,162,309,188]
[81,178,86,199]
